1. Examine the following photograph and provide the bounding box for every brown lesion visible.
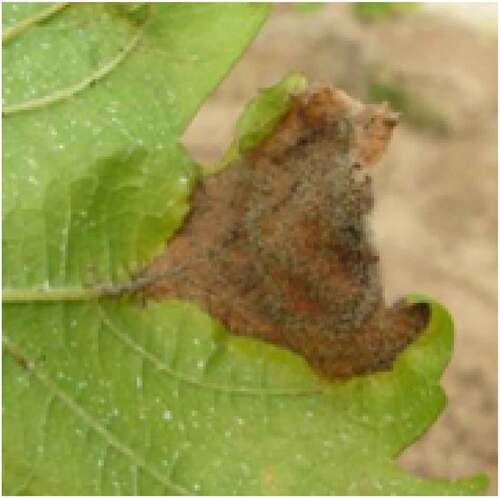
[140,86,429,378]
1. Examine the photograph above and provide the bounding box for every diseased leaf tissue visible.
[3,3,488,495]
[143,87,429,378]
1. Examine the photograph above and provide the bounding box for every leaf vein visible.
[99,305,323,396]
[2,3,69,45]
[3,335,190,495]
[3,7,149,116]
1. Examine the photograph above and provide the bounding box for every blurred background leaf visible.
[353,2,420,22]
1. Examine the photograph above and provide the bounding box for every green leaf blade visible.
[4,297,488,495]
[209,72,307,174]
[3,3,271,291]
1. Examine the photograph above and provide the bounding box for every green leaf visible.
[353,3,419,22]
[3,2,270,291]
[3,298,488,494]
[293,3,326,14]
[3,3,488,496]
[207,71,307,174]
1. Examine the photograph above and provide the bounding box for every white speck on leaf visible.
[162,410,173,422]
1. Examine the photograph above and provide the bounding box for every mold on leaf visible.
[143,86,429,378]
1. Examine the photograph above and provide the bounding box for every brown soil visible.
[183,4,497,493]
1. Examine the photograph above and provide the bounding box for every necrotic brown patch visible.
[140,86,429,378]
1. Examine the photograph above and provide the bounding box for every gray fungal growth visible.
[142,86,429,378]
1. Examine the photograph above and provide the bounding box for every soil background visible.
[184,3,498,493]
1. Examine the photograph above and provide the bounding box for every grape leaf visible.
[3,3,488,495]
[207,71,307,174]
